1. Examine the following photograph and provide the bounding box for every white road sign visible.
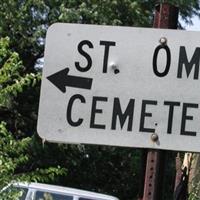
[37,23,200,152]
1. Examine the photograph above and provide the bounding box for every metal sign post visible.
[142,3,179,200]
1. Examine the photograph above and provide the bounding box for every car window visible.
[1,186,28,200]
[79,198,92,200]
[34,191,73,200]
[79,198,101,200]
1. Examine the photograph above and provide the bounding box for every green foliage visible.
[0,121,66,188]
[61,145,142,200]
[0,37,40,108]
[0,37,41,138]
[0,38,67,192]
[166,0,200,24]
[189,164,200,200]
[189,182,200,200]
[0,185,27,200]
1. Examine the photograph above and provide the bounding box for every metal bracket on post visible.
[142,3,179,200]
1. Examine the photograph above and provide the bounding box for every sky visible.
[182,15,200,31]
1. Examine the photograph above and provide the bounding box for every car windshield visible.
[0,185,28,200]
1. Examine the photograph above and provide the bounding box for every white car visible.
[1,182,119,200]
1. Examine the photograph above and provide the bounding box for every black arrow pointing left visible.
[47,68,93,93]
